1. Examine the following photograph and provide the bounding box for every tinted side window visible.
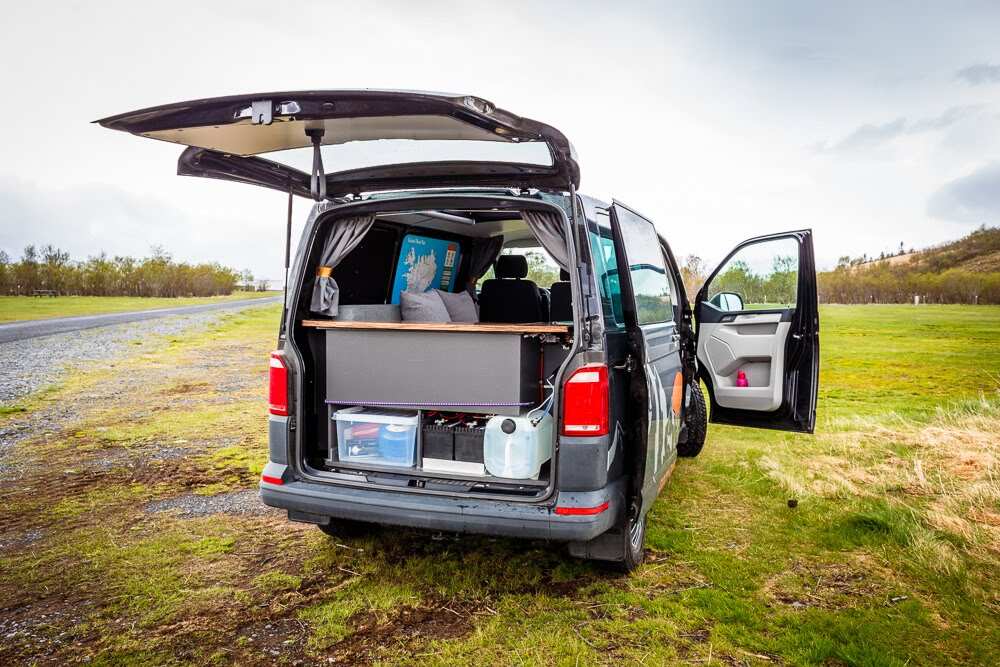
[706,237,799,311]
[588,212,625,329]
[615,207,673,325]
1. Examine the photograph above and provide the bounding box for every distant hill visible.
[849,226,1000,273]
[908,226,1000,273]
[820,226,1000,304]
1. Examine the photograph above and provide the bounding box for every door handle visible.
[612,355,637,373]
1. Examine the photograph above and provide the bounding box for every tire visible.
[611,506,648,573]
[317,519,376,539]
[677,381,707,458]
[568,502,648,573]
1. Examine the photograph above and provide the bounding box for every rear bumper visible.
[263,415,621,541]
[259,472,623,542]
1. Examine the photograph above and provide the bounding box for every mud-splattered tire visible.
[610,508,648,574]
[677,382,707,458]
[318,519,376,538]
[567,502,648,573]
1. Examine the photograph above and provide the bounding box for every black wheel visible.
[613,505,648,573]
[317,519,376,539]
[677,381,707,458]
[569,501,648,572]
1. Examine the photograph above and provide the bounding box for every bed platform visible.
[302,319,571,416]
[301,320,570,334]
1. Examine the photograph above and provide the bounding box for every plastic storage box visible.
[332,407,419,468]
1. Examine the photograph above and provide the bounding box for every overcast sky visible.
[1,0,998,278]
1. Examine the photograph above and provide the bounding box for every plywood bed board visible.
[303,319,569,334]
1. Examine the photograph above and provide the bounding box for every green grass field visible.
[0,291,280,323]
[1,304,997,665]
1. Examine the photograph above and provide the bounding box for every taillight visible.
[561,364,609,436]
[268,351,288,416]
[554,502,609,516]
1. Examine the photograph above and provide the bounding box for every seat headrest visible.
[559,268,570,281]
[495,254,528,279]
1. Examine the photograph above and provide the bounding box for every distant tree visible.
[679,254,707,301]
[0,249,10,294]
[2,245,239,298]
[523,251,560,287]
[765,255,798,304]
[239,269,255,291]
[39,245,70,294]
[15,246,39,295]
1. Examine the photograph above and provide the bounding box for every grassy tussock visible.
[754,389,1000,593]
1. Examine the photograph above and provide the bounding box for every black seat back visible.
[549,268,572,321]
[537,287,551,321]
[479,255,543,323]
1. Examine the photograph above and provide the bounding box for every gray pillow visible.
[400,290,451,322]
[435,289,479,323]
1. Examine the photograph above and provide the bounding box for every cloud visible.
[927,162,1000,223]
[0,178,290,277]
[825,118,907,152]
[956,63,1000,85]
[817,106,983,153]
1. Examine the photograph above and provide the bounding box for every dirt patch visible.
[762,559,888,611]
[325,602,475,665]
[160,381,213,396]
[0,595,100,665]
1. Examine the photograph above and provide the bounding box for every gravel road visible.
[0,299,278,405]
[0,296,280,344]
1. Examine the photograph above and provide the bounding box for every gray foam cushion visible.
[436,289,479,323]
[400,290,452,322]
[336,304,401,322]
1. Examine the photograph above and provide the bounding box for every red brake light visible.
[561,364,609,436]
[268,351,288,416]
[261,474,284,485]
[554,501,609,516]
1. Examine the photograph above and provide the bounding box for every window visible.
[475,247,562,289]
[588,213,625,328]
[614,207,673,325]
[263,139,553,174]
[706,238,799,311]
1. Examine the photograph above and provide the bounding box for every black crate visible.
[454,422,486,463]
[421,423,454,460]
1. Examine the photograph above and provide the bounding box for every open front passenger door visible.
[695,230,818,433]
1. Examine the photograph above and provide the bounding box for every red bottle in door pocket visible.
[736,370,749,387]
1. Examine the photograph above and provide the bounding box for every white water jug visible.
[483,413,553,479]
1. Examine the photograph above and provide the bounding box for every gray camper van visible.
[98,90,819,571]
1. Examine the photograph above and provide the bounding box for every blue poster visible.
[390,234,462,304]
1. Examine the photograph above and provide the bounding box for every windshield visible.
[262,139,554,174]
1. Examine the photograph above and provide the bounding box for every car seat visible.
[479,255,544,323]
[537,286,551,321]
[549,268,572,321]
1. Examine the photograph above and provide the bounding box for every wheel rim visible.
[628,509,644,552]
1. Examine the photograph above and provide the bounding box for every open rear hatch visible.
[96,90,580,198]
